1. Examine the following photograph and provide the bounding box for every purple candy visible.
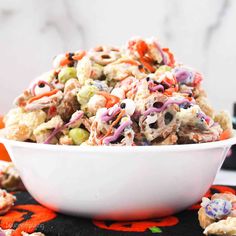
[174,68,193,84]
[205,199,232,220]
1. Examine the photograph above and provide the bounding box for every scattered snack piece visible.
[204,217,236,235]
[2,37,233,146]
[0,228,45,236]
[0,162,25,191]
[0,228,15,236]
[198,193,236,235]
[21,232,45,236]
[0,189,16,215]
[214,111,233,138]
[198,207,215,229]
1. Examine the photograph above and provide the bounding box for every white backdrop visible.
[1,0,236,114]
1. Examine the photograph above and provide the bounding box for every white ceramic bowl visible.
[1,136,236,220]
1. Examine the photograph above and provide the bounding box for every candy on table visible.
[0,228,14,236]
[0,228,45,236]
[203,217,236,236]
[0,162,25,191]
[198,193,236,235]
[21,232,46,236]
[0,188,16,215]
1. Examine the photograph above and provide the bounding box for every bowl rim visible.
[1,131,236,153]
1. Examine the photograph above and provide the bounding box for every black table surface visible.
[1,185,235,236]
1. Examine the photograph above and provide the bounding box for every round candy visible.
[33,81,52,96]
[120,99,136,116]
[205,198,232,220]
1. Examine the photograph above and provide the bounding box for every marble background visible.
[0,0,236,114]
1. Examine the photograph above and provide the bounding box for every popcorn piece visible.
[0,189,16,215]
[3,108,46,141]
[198,207,215,229]
[87,95,107,116]
[59,135,73,145]
[0,228,45,236]
[214,111,233,134]
[21,232,45,236]
[196,96,215,119]
[0,162,25,191]
[177,104,222,143]
[33,116,64,144]
[203,217,236,235]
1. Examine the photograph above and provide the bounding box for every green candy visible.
[69,128,90,145]
[77,85,98,105]
[58,67,77,84]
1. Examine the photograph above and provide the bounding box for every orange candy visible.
[0,116,11,162]
[97,91,120,108]
[220,129,232,141]
[162,48,175,67]
[0,116,4,129]
[136,40,149,57]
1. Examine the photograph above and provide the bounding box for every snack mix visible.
[1,37,233,145]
